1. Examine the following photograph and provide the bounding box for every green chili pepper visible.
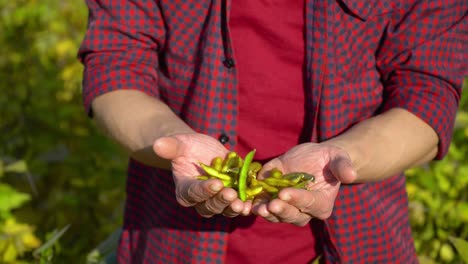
[238,149,256,201]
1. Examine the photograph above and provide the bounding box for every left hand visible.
[153,133,252,218]
[251,143,357,226]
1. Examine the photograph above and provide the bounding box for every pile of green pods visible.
[197,150,315,201]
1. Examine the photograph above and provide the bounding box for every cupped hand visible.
[153,133,252,218]
[251,143,357,226]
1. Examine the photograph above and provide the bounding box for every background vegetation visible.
[0,1,467,263]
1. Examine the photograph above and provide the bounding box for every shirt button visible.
[223,58,235,68]
[218,134,230,144]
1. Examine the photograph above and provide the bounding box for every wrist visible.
[322,138,368,181]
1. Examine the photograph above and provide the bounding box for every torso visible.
[227,1,319,263]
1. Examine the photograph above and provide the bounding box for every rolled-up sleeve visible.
[377,0,468,159]
[78,0,165,116]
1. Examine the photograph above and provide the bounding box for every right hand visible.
[153,133,252,218]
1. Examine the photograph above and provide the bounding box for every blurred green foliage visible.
[407,78,468,264]
[0,0,467,263]
[0,160,41,262]
[0,0,127,262]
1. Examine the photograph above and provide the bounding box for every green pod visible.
[222,179,235,188]
[290,172,315,182]
[248,162,262,176]
[301,173,315,182]
[283,172,315,183]
[250,178,259,186]
[292,179,315,190]
[256,180,279,193]
[264,177,292,187]
[282,173,305,184]
[247,163,261,185]
[270,168,283,178]
[270,191,279,199]
[238,149,256,201]
[227,151,238,159]
[211,157,223,171]
[199,163,233,181]
[212,172,234,181]
[245,185,263,197]
[221,152,242,172]
[196,175,210,180]
[291,181,307,189]
[226,167,240,174]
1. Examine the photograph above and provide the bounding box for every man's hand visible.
[251,143,356,226]
[153,133,252,218]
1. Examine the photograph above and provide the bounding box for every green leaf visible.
[418,255,437,264]
[4,160,28,174]
[33,224,70,259]
[457,202,468,222]
[448,236,468,263]
[0,183,31,215]
[439,243,455,263]
[86,228,121,264]
[86,250,104,264]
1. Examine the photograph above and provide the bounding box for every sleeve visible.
[77,0,165,117]
[376,0,468,159]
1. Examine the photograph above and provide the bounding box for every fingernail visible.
[260,210,270,218]
[232,205,242,213]
[210,184,222,192]
[221,193,233,202]
[280,193,291,201]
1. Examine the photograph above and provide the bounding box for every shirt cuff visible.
[81,50,160,117]
[380,75,460,160]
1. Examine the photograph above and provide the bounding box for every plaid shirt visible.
[78,0,467,263]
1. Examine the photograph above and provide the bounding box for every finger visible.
[329,154,357,184]
[222,199,247,218]
[240,200,252,216]
[194,188,238,217]
[251,197,280,223]
[153,136,183,160]
[176,179,224,207]
[267,199,312,226]
[250,193,269,215]
[278,188,334,220]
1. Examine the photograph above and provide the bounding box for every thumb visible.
[329,155,357,184]
[153,136,183,161]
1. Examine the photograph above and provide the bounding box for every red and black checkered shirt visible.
[78,0,467,263]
